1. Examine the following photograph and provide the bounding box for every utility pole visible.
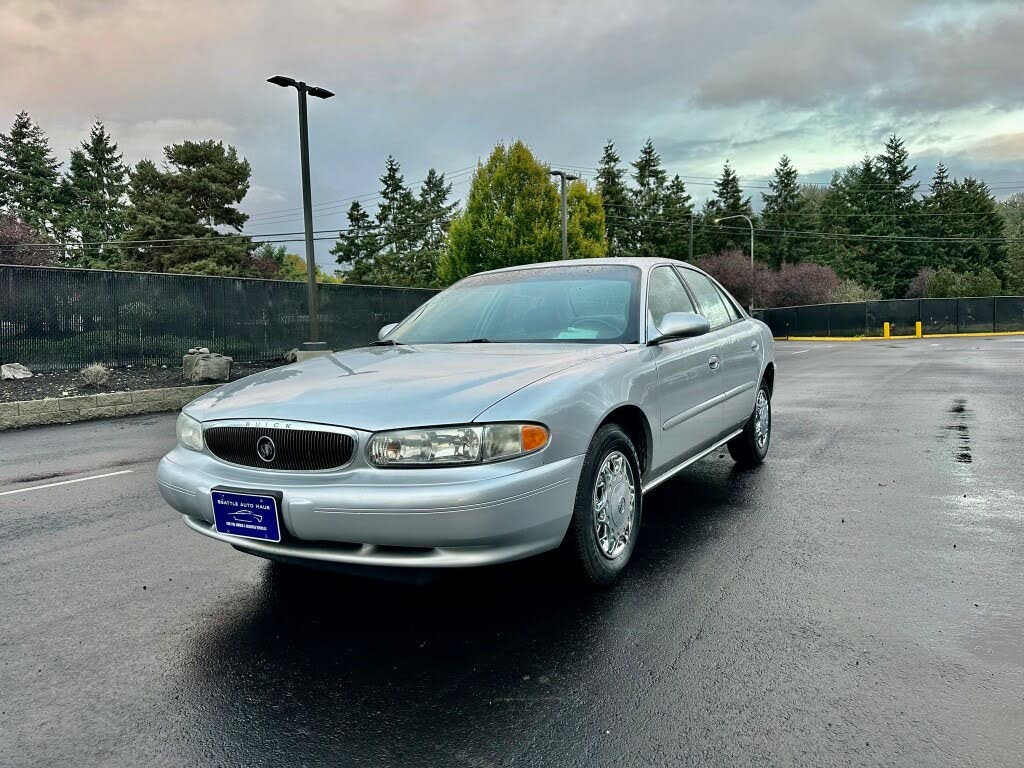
[268,75,334,354]
[550,170,579,260]
[688,214,694,263]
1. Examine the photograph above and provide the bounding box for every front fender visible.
[473,346,660,467]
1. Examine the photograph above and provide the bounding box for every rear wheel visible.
[564,424,642,587]
[728,379,771,467]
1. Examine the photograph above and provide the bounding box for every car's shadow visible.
[167,458,761,765]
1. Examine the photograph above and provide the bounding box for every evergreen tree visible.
[595,141,631,257]
[872,135,921,296]
[0,111,61,237]
[629,139,668,258]
[658,174,693,260]
[566,179,608,260]
[703,162,753,256]
[998,193,1024,293]
[407,168,457,286]
[331,200,381,284]
[122,140,252,274]
[440,141,604,283]
[63,121,129,267]
[760,155,803,267]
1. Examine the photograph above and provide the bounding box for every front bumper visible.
[157,447,584,568]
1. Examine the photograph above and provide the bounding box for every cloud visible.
[2,0,1022,260]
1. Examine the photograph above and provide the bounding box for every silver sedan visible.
[157,257,775,585]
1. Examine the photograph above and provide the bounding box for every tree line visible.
[2,109,1022,303]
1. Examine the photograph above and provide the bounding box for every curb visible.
[0,385,219,431]
[776,330,1024,342]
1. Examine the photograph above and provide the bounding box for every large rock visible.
[1,362,32,380]
[183,352,232,383]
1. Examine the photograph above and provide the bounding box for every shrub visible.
[830,279,881,303]
[906,268,933,299]
[765,262,841,307]
[695,250,773,309]
[80,363,111,388]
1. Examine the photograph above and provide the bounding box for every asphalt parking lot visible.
[2,336,1022,767]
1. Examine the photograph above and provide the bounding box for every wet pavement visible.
[1,336,1022,767]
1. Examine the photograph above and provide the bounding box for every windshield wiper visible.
[453,338,493,343]
[368,339,404,346]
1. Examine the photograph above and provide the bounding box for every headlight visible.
[176,411,204,451]
[367,423,549,467]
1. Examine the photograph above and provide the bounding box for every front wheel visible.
[564,424,642,587]
[728,380,771,467]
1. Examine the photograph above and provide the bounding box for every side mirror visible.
[648,312,711,344]
[378,322,399,340]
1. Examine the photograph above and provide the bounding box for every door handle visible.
[751,340,759,351]
[708,355,720,370]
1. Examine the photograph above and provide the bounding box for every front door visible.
[678,267,761,431]
[647,266,725,475]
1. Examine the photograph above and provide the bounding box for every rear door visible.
[647,266,725,475]
[678,268,761,432]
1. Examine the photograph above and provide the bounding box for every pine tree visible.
[63,121,129,267]
[761,155,802,267]
[407,168,457,286]
[658,175,693,260]
[121,141,252,274]
[998,193,1024,293]
[872,135,921,296]
[0,111,62,238]
[703,162,753,256]
[595,141,631,257]
[330,200,380,283]
[629,139,667,258]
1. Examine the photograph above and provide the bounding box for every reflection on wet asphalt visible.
[1,337,1022,767]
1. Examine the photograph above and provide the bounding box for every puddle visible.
[944,398,972,464]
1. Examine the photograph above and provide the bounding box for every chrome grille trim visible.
[203,420,357,472]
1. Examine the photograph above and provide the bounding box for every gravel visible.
[0,362,282,403]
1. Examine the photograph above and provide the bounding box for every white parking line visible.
[0,469,134,496]
[791,349,809,355]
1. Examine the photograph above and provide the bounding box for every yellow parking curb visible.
[776,330,1024,342]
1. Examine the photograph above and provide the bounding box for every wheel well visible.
[762,362,775,395]
[600,405,652,476]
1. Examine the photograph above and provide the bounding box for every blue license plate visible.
[212,491,281,542]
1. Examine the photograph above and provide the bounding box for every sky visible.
[2,0,1023,263]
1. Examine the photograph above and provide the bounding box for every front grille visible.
[204,426,355,471]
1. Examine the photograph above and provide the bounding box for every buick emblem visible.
[256,436,276,463]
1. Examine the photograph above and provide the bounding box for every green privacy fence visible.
[755,296,1024,338]
[0,265,437,371]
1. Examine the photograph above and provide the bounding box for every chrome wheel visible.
[593,450,636,560]
[754,389,770,450]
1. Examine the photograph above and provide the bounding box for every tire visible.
[564,423,643,587]
[728,379,772,467]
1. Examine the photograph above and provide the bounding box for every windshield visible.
[388,265,641,344]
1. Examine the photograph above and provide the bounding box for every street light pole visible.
[268,75,334,352]
[714,214,755,313]
[550,170,579,260]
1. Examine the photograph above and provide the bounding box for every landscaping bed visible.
[0,361,282,403]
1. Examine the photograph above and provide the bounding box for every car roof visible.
[481,257,697,275]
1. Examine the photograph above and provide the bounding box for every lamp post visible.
[268,75,334,353]
[549,169,579,260]
[715,214,755,313]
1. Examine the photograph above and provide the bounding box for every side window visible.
[715,283,742,321]
[680,269,733,329]
[647,266,696,329]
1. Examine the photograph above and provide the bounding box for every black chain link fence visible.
[0,265,437,371]
[756,296,1024,338]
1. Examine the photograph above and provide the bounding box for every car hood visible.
[186,343,625,432]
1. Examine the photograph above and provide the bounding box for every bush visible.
[830,279,881,303]
[81,362,111,387]
[695,250,773,309]
[765,262,841,307]
[906,268,933,299]
[925,267,1002,298]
